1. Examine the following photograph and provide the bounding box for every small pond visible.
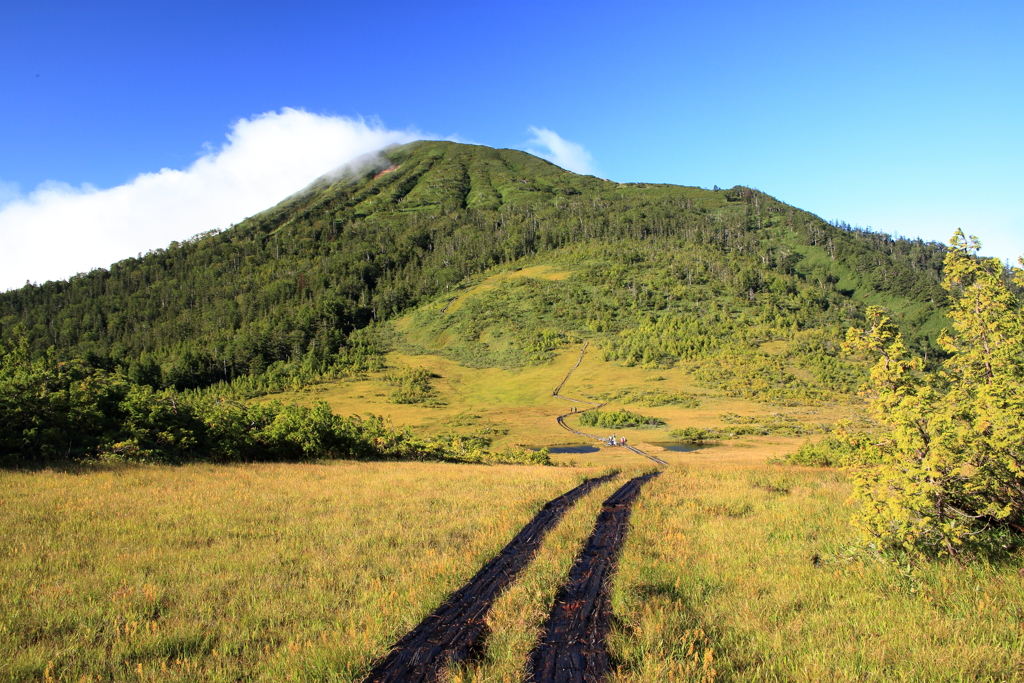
[530,444,602,454]
[648,442,716,453]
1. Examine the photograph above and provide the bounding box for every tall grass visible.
[3,460,1021,682]
[0,462,589,682]
[608,465,1024,681]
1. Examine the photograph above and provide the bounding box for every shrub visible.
[594,387,700,408]
[0,335,546,467]
[784,434,867,467]
[382,366,443,405]
[669,427,723,443]
[578,409,665,429]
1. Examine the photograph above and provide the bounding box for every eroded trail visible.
[440,296,459,313]
[361,474,616,683]
[528,472,661,682]
[553,344,669,467]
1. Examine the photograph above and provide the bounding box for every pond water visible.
[530,444,602,454]
[648,442,714,453]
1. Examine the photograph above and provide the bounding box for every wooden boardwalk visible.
[361,341,669,681]
[361,474,616,683]
[528,472,662,682]
[552,344,669,467]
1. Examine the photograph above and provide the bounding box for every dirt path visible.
[440,296,459,313]
[528,472,661,682]
[361,474,617,683]
[552,344,669,467]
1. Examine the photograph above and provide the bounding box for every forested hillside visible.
[0,141,948,393]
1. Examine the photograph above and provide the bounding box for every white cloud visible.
[0,108,419,291]
[526,127,596,175]
[444,133,479,145]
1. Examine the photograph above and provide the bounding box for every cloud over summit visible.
[0,113,602,292]
[0,109,418,291]
[526,127,596,175]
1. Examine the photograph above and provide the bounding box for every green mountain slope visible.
[0,141,948,392]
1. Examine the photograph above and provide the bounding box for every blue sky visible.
[1,0,1022,289]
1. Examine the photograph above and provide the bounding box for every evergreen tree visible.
[844,231,1023,557]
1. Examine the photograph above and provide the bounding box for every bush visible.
[785,435,862,467]
[669,427,723,443]
[383,366,443,405]
[718,412,815,437]
[578,409,665,429]
[594,387,700,408]
[0,335,546,467]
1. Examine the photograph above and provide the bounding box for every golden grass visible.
[609,464,1024,682]
[2,458,1022,681]
[279,344,858,463]
[0,461,596,682]
[5,342,1019,681]
[440,266,573,315]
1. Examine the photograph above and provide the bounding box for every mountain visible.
[0,140,949,395]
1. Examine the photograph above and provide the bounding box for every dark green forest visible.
[0,141,954,463]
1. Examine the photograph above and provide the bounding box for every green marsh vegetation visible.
[671,414,821,444]
[382,366,443,405]
[785,433,867,467]
[591,385,700,408]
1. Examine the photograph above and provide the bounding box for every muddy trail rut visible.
[528,472,661,682]
[362,474,617,683]
[553,344,669,467]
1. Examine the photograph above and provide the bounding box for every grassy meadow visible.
[0,461,603,682]
[271,340,864,462]
[609,465,1024,682]
[3,457,1022,681]
[256,255,880,460]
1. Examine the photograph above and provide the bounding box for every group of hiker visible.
[564,406,627,448]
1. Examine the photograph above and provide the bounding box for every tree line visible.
[0,330,548,467]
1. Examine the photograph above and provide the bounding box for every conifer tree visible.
[844,231,1023,557]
